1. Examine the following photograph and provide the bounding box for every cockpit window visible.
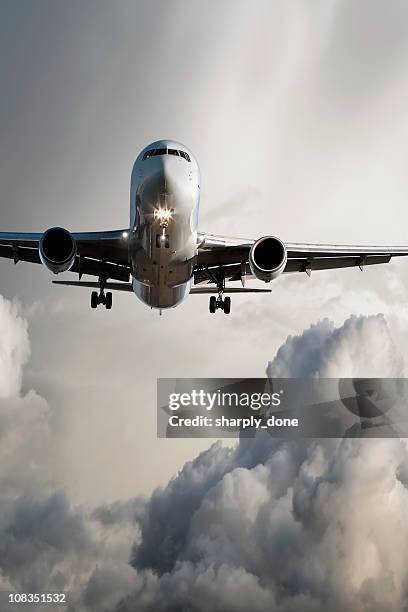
[142,149,155,160]
[142,148,191,161]
[153,148,166,156]
[179,150,191,162]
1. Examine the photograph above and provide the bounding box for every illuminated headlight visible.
[154,208,173,222]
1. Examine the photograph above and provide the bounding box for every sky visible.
[2,0,408,609]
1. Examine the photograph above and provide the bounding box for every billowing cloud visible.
[113,314,408,611]
[0,297,141,611]
[0,296,29,398]
[267,314,404,378]
[2,295,408,612]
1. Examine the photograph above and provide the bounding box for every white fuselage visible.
[129,140,200,309]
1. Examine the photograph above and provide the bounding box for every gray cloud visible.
[1,292,408,611]
[109,314,408,611]
[0,296,140,610]
[0,490,93,593]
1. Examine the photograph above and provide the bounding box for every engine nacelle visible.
[39,227,76,274]
[249,236,287,282]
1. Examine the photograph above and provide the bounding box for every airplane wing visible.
[2,228,408,290]
[0,230,130,282]
[195,232,408,285]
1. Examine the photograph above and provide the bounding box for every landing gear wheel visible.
[209,296,216,314]
[91,291,98,309]
[105,292,112,310]
[224,296,231,314]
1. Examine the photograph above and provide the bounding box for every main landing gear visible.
[209,294,231,314]
[90,276,112,310]
[91,290,112,310]
[208,269,231,314]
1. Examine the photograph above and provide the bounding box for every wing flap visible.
[197,246,250,267]
[70,258,130,282]
[0,244,41,264]
[73,230,129,264]
[285,254,392,273]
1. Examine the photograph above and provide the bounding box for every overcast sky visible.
[1,0,408,502]
[2,2,408,608]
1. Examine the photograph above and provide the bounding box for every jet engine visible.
[39,227,76,274]
[249,236,287,282]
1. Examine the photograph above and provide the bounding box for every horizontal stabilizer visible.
[190,287,271,294]
[53,281,133,292]
[53,280,272,294]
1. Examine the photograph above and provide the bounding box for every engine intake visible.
[249,236,287,282]
[39,227,76,274]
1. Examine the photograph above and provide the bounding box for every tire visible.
[224,297,231,314]
[91,291,98,309]
[209,296,216,313]
[105,292,112,310]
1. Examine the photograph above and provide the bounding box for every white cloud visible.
[0,296,29,398]
[116,313,408,611]
[267,314,404,378]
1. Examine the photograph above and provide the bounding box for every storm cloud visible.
[0,297,141,610]
[1,297,408,611]
[111,315,408,612]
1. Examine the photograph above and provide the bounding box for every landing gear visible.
[209,296,216,313]
[90,289,113,310]
[224,296,231,314]
[207,269,231,314]
[208,293,231,314]
[91,291,98,309]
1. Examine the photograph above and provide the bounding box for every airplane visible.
[1,138,408,315]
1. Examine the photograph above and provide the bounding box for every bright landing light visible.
[122,231,129,238]
[154,208,173,222]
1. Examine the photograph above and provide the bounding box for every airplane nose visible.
[138,154,194,218]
